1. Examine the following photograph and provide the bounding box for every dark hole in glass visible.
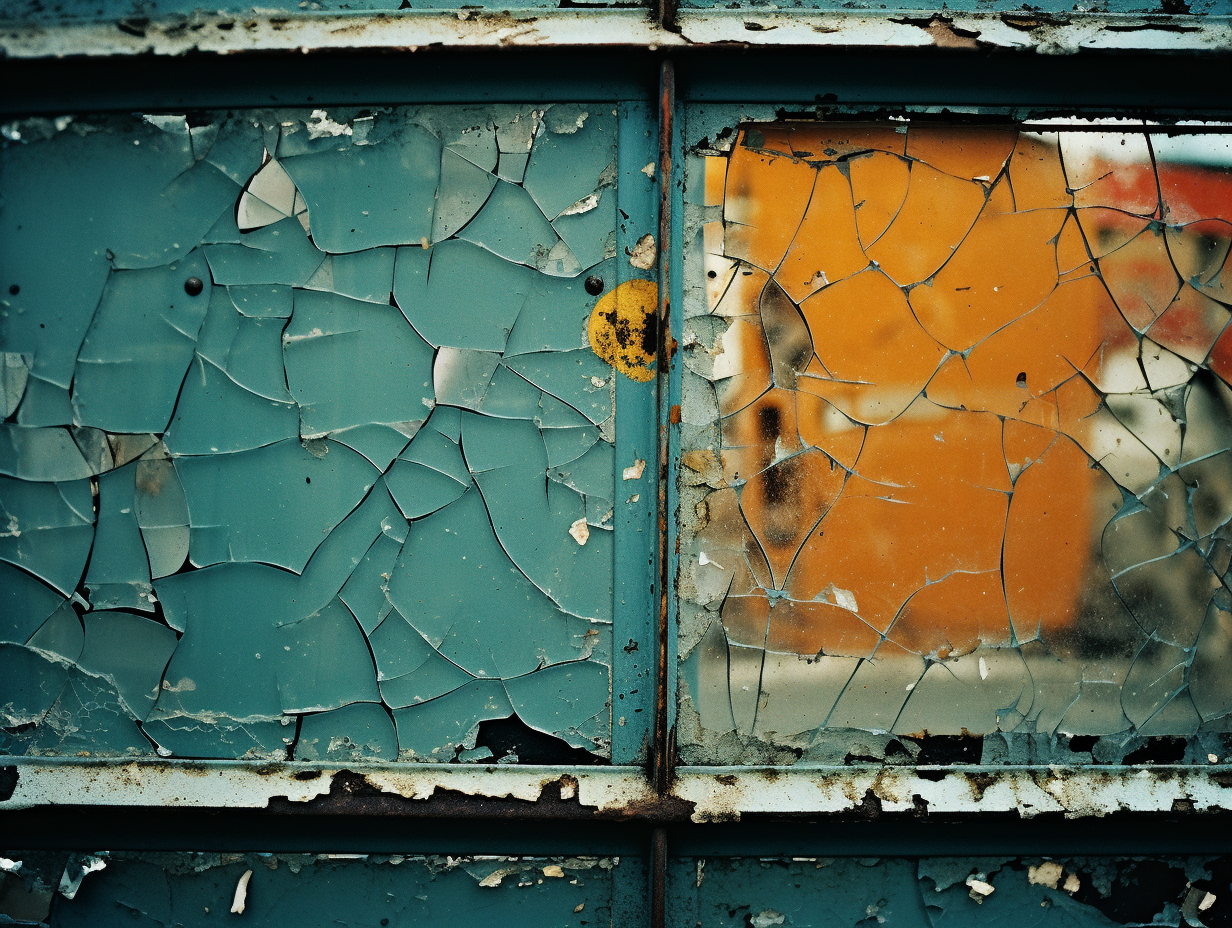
[473,716,608,765]
[584,275,604,296]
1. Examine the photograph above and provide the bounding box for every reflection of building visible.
[703,127,1232,666]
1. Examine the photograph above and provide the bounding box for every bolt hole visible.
[305,477,311,484]
[584,276,604,296]
[1016,372,1027,388]
[184,277,204,296]
[8,284,18,295]
[707,270,717,279]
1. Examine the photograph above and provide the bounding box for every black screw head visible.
[184,277,204,296]
[584,276,604,296]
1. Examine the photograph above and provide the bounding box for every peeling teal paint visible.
[0,852,626,927]
[0,105,655,764]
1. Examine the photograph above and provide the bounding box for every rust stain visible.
[588,278,659,382]
[890,13,982,46]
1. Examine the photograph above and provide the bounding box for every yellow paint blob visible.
[587,278,659,382]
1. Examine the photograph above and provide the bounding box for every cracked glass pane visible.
[679,122,1232,765]
[0,105,627,763]
[670,855,1232,928]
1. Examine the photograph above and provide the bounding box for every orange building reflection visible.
[701,126,1232,664]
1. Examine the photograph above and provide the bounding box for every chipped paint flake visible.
[750,910,785,927]
[230,869,253,914]
[569,518,590,546]
[627,233,657,270]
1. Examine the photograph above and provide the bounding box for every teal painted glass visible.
[0,105,649,764]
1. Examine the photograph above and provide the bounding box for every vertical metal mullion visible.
[652,57,677,800]
[614,98,664,767]
[650,825,669,928]
[649,54,677,928]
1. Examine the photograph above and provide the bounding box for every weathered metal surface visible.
[0,760,652,813]
[675,11,1232,51]
[653,60,676,799]
[7,760,1232,823]
[0,851,636,928]
[675,765,1232,821]
[2,10,1231,59]
[669,854,1232,927]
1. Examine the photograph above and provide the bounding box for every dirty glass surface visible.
[0,104,647,763]
[0,851,632,926]
[668,855,1232,927]
[678,122,1232,764]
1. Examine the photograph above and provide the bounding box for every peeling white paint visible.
[559,192,600,217]
[751,910,785,927]
[230,870,252,914]
[478,869,512,887]
[628,234,657,271]
[1028,861,1063,888]
[966,875,995,902]
[2,9,1228,58]
[305,109,352,140]
[569,518,590,545]
[7,759,1232,822]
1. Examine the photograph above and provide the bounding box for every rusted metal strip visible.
[650,826,668,928]
[656,0,681,35]
[651,57,676,799]
[9,760,1232,824]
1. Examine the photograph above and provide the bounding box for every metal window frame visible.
[5,24,1232,928]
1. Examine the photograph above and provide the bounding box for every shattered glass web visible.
[0,105,620,761]
[679,124,1232,763]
